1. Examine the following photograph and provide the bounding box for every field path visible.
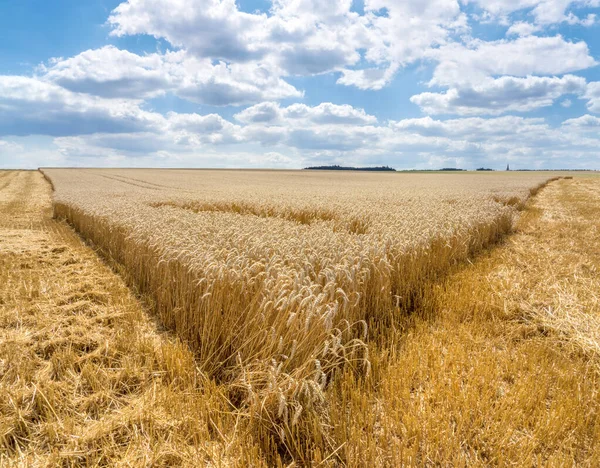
[0,171,243,466]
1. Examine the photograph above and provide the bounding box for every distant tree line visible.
[304,165,598,173]
[399,168,467,172]
[304,165,396,172]
[510,169,598,172]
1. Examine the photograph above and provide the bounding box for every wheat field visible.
[3,169,599,465]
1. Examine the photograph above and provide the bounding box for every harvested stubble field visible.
[2,168,600,466]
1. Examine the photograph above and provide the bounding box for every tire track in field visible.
[94,172,169,191]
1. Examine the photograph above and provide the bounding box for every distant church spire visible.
[506,163,510,171]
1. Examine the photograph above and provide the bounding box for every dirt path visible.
[501,176,600,354]
[0,171,246,466]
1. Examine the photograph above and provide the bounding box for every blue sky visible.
[1,0,600,169]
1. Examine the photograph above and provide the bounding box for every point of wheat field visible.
[2,169,599,466]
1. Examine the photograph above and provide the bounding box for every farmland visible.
[2,169,600,465]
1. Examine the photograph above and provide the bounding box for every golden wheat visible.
[37,168,561,461]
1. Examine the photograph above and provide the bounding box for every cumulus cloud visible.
[363,0,466,62]
[562,113,600,128]
[109,0,269,61]
[175,59,303,105]
[40,46,302,106]
[335,0,468,88]
[467,0,600,26]
[0,76,165,137]
[391,115,550,139]
[427,36,596,87]
[103,0,598,106]
[166,112,243,144]
[279,47,359,75]
[413,35,596,115]
[287,103,378,125]
[506,21,541,36]
[234,102,378,125]
[109,0,367,77]
[561,99,573,108]
[411,75,587,115]
[234,102,282,124]
[336,65,399,91]
[233,102,380,151]
[585,82,600,113]
[3,72,599,169]
[106,0,470,86]
[40,46,174,99]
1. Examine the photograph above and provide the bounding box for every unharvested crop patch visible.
[42,168,563,462]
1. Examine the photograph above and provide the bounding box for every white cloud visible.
[40,46,174,99]
[173,57,303,105]
[428,36,596,87]
[466,0,600,26]
[387,114,600,168]
[51,132,300,168]
[506,21,541,36]
[561,98,572,107]
[104,0,598,108]
[3,74,598,169]
[564,11,598,25]
[278,47,359,75]
[234,102,377,125]
[287,103,378,125]
[391,115,550,139]
[585,82,600,113]
[166,112,243,144]
[233,102,381,150]
[363,0,466,64]
[234,102,282,124]
[24,105,596,170]
[107,0,471,85]
[336,65,399,90]
[411,75,586,115]
[0,76,165,137]
[562,113,600,128]
[41,46,302,106]
[333,0,468,88]
[109,0,367,77]
[109,0,269,61]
